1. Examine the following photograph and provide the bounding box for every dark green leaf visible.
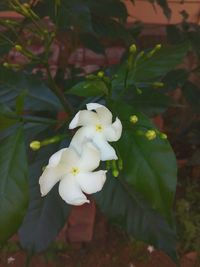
[19,143,71,252]
[109,102,177,223]
[0,127,28,244]
[0,67,62,111]
[80,34,105,54]
[95,174,177,260]
[132,42,189,82]
[68,80,108,97]
[0,103,18,130]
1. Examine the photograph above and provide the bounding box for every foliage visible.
[0,0,192,262]
[176,180,200,253]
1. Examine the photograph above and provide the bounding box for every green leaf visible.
[19,143,71,252]
[0,67,62,111]
[109,102,177,223]
[80,34,105,54]
[126,88,171,116]
[68,80,108,97]
[34,0,93,32]
[94,174,177,260]
[0,127,28,244]
[0,103,18,130]
[132,42,189,82]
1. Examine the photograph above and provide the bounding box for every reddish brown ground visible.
[0,214,199,267]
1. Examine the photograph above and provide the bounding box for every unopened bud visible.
[153,82,164,88]
[129,44,137,54]
[130,115,138,124]
[112,160,119,178]
[15,45,23,52]
[3,62,9,68]
[147,44,162,58]
[145,130,156,140]
[97,71,104,78]
[30,140,41,151]
[160,133,167,139]
[23,3,30,9]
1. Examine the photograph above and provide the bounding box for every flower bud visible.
[130,115,138,124]
[97,71,104,78]
[160,133,167,139]
[30,140,41,151]
[15,45,23,52]
[153,82,164,88]
[145,130,156,140]
[129,44,137,54]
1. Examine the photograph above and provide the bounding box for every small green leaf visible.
[68,80,108,97]
[0,127,28,244]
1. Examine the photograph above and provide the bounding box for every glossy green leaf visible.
[19,143,71,252]
[68,80,108,97]
[94,174,177,260]
[132,42,189,82]
[0,103,18,130]
[109,102,177,223]
[0,67,62,111]
[0,127,28,244]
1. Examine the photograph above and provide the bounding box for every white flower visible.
[69,103,122,161]
[39,143,107,205]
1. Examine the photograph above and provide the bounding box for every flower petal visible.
[87,103,112,125]
[69,110,99,129]
[92,135,118,161]
[70,126,95,155]
[39,165,66,196]
[60,147,80,170]
[76,170,107,194]
[59,175,89,205]
[104,117,122,142]
[78,142,101,172]
[48,148,68,167]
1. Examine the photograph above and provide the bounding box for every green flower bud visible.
[15,45,23,52]
[160,133,167,139]
[97,71,104,78]
[145,130,156,140]
[30,140,41,151]
[129,44,137,54]
[130,115,138,124]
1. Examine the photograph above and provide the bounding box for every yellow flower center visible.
[95,124,103,132]
[70,167,80,176]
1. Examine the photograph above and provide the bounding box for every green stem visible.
[45,66,73,114]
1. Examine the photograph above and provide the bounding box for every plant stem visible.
[45,66,73,114]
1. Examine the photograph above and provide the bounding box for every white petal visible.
[59,175,89,205]
[78,142,101,172]
[60,147,80,170]
[39,165,66,196]
[92,135,118,161]
[76,170,107,194]
[87,103,112,125]
[104,117,122,142]
[70,126,95,155]
[69,110,99,129]
[48,148,68,167]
